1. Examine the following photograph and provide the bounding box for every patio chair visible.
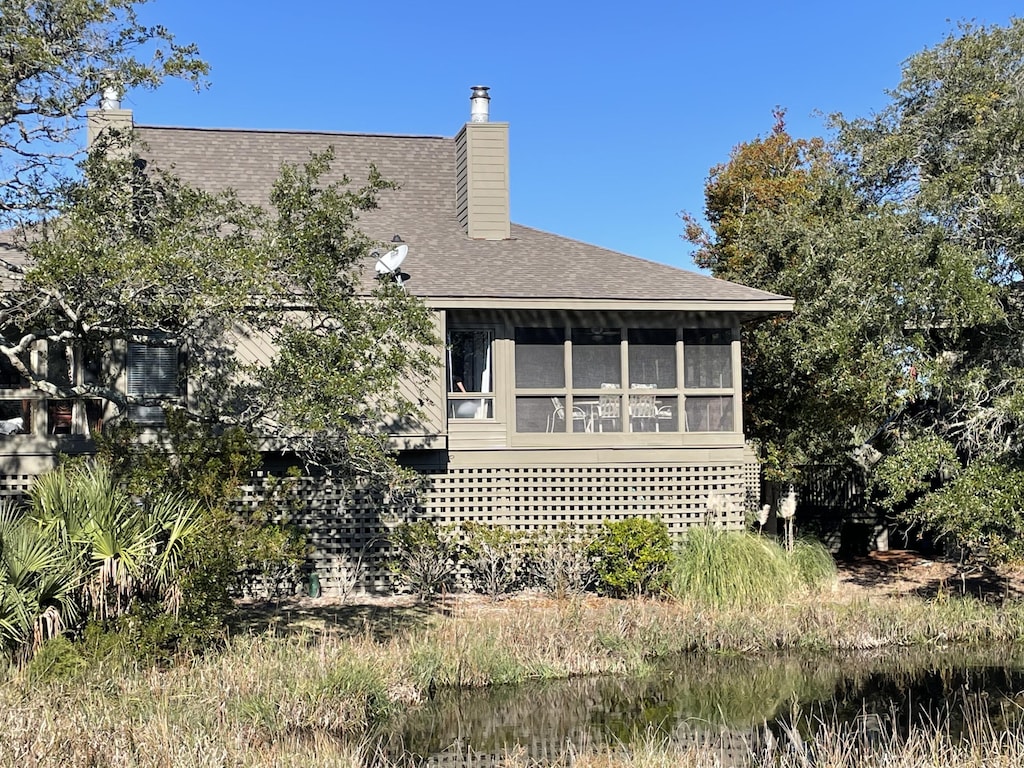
[630,384,673,432]
[596,383,621,432]
[547,396,589,432]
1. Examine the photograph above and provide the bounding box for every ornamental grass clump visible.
[670,526,793,608]
[790,538,837,588]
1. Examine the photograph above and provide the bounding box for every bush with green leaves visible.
[0,459,209,663]
[461,522,527,598]
[236,519,307,598]
[587,517,673,598]
[387,520,461,600]
[877,450,1024,565]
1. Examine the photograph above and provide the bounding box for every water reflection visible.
[380,648,1024,766]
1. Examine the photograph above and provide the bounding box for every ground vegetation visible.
[686,19,1024,562]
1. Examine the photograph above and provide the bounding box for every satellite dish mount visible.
[374,235,409,286]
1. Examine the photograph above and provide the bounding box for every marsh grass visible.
[790,539,837,587]
[6,595,1024,765]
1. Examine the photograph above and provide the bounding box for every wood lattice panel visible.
[236,459,750,596]
[0,473,34,504]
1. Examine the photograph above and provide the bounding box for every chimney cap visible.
[99,84,122,111]
[469,85,490,123]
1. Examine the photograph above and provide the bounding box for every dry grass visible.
[4,589,1024,765]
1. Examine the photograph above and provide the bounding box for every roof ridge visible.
[135,125,451,141]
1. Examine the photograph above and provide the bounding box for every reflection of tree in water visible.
[779,658,1024,748]
[380,655,839,764]
[381,648,1024,766]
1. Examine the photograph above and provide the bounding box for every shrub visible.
[587,518,673,598]
[526,525,594,598]
[461,522,526,598]
[388,520,460,600]
[20,635,87,683]
[236,518,307,598]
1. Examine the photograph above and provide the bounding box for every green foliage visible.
[686,20,1024,557]
[896,458,1024,564]
[671,526,791,608]
[0,0,207,221]
[460,522,526,598]
[236,517,307,599]
[387,521,461,601]
[670,528,834,608]
[96,414,308,602]
[0,501,80,660]
[20,634,87,684]
[12,145,438,496]
[790,539,838,588]
[687,112,991,479]
[587,518,673,598]
[95,411,261,509]
[0,457,218,663]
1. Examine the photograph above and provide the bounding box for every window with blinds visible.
[127,343,179,424]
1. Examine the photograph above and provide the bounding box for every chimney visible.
[86,84,133,151]
[455,85,510,240]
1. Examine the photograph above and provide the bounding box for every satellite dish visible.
[374,243,408,283]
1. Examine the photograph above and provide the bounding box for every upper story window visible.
[127,342,180,425]
[446,328,494,419]
[513,326,734,434]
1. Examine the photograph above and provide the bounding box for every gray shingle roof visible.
[0,226,31,291]
[130,125,787,306]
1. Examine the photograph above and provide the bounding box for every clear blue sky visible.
[128,1,1020,272]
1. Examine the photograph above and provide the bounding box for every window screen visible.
[515,328,565,388]
[683,329,732,389]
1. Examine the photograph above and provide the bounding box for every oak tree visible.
[0,0,207,224]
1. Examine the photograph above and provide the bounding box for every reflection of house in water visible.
[0,86,791,592]
[387,673,772,767]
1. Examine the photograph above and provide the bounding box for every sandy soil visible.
[835,549,1024,601]
[230,550,1024,638]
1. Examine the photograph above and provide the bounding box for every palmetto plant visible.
[0,460,207,662]
[0,501,80,660]
[29,461,206,621]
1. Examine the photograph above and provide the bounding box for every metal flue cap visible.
[470,85,490,123]
[100,85,121,111]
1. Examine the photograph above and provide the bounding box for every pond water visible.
[378,649,1024,766]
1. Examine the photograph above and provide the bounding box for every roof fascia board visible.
[423,297,794,313]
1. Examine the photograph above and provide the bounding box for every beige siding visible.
[392,311,445,441]
[228,322,276,367]
[454,122,510,240]
[228,317,446,445]
[447,420,507,450]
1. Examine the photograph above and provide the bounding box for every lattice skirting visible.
[236,457,755,595]
[0,449,761,596]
